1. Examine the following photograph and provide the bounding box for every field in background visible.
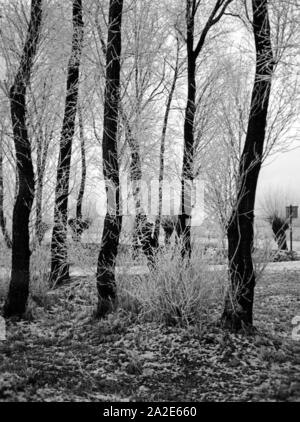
[30,214,300,251]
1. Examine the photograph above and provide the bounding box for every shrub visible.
[117,243,227,326]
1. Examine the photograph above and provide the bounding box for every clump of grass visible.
[117,243,227,326]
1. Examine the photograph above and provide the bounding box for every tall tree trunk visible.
[96,0,123,318]
[0,135,12,248]
[4,0,42,318]
[178,16,196,257]
[153,39,180,246]
[222,0,274,330]
[92,10,151,259]
[50,0,84,286]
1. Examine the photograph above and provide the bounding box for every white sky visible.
[260,149,300,192]
[257,146,300,210]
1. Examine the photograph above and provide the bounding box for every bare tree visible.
[4,0,43,318]
[153,36,181,246]
[50,0,84,286]
[203,32,298,248]
[203,59,248,240]
[222,0,274,330]
[96,0,123,318]
[177,0,233,257]
[120,1,172,261]
[87,1,183,261]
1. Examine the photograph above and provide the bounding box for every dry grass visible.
[117,243,227,326]
[29,246,51,306]
[0,269,299,402]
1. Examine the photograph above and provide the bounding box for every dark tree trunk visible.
[96,0,123,318]
[4,0,42,318]
[50,0,84,286]
[0,136,12,248]
[178,3,196,258]
[222,0,274,330]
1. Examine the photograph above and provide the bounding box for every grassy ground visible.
[0,269,299,402]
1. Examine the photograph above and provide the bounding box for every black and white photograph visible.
[0,0,299,406]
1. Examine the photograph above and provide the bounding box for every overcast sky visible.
[257,145,300,210]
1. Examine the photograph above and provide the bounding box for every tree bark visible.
[4,0,42,318]
[178,30,196,257]
[222,0,274,330]
[50,0,84,286]
[96,0,123,318]
[0,135,12,248]
[100,31,154,261]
